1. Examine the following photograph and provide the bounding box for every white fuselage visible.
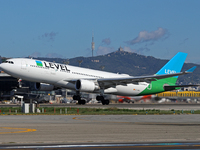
[0,58,149,96]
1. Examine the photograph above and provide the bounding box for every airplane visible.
[0,52,197,105]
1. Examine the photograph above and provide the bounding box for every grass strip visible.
[0,107,199,115]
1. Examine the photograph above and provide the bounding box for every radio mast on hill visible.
[91,33,95,57]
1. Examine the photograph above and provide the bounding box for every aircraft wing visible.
[97,66,196,88]
[64,66,196,89]
[64,72,186,86]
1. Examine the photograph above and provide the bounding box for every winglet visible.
[186,66,196,73]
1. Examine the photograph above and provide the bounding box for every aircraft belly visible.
[55,80,75,90]
[115,84,147,96]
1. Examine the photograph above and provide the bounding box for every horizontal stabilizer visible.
[186,66,196,73]
[164,84,200,91]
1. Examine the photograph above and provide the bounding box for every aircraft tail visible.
[156,52,187,84]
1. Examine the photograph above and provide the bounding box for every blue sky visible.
[0,0,200,64]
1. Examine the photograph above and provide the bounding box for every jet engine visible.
[34,82,55,91]
[75,79,99,92]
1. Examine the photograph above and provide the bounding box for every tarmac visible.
[1,114,200,144]
[1,103,200,149]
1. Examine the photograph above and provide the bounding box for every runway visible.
[1,115,200,144]
[1,104,200,149]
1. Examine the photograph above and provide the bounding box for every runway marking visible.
[0,127,36,134]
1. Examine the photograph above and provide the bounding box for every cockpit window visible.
[2,61,14,64]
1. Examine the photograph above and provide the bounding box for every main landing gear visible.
[73,94,86,105]
[96,95,110,105]
[73,91,109,105]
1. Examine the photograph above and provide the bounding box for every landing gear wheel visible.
[81,99,86,105]
[102,100,106,105]
[96,95,104,101]
[78,99,86,105]
[105,99,109,105]
[73,95,86,105]
[101,99,109,105]
[73,95,81,101]
[96,95,110,105]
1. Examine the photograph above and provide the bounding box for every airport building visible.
[0,72,78,104]
[0,73,18,97]
[0,72,31,101]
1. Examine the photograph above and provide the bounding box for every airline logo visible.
[36,61,43,67]
[34,60,70,72]
[165,69,176,74]
[44,62,70,72]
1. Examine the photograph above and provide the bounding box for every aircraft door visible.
[21,60,29,72]
[21,60,27,70]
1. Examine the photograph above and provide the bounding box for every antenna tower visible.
[91,32,95,57]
